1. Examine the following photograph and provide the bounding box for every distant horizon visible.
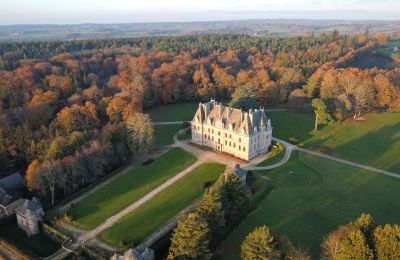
[0,11,400,26]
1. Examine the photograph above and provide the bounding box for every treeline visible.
[305,67,400,127]
[0,32,388,202]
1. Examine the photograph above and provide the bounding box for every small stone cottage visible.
[111,247,155,260]
[224,163,247,187]
[15,197,44,237]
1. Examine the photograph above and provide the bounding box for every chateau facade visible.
[191,99,272,161]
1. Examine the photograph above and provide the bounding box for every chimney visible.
[218,104,224,118]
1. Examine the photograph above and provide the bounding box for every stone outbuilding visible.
[15,197,44,237]
[111,247,155,260]
[224,164,247,187]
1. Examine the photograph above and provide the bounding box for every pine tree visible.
[196,186,226,237]
[168,212,212,260]
[241,225,281,260]
[373,224,400,260]
[336,229,374,260]
[220,173,251,219]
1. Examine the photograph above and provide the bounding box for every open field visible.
[0,219,60,257]
[154,124,183,147]
[268,110,400,173]
[148,103,197,122]
[217,152,400,259]
[66,148,196,229]
[99,163,225,246]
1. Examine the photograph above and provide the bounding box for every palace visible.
[191,99,272,161]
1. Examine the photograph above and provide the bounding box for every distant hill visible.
[1,19,400,42]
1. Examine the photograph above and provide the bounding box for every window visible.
[239,138,241,143]
[229,141,231,146]
[212,129,214,134]
[233,143,236,148]
[212,137,214,141]
[230,134,232,139]
[218,138,220,143]
[218,131,220,136]
[208,128,210,133]
[239,145,241,150]
[225,133,227,138]
[225,140,227,145]
[243,147,246,152]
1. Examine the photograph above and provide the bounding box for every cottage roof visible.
[15,197,42,217]
[225,164,247,178]
[0,172,24,190]
[0,188,12,207]
[192,99,269,135]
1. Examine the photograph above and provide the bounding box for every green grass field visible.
[99,163,226,246]
[148,103,197,122]
[154,124,183,147]
[66,148,197,229]
[267,111,400,173]
[0,219,60,257]
[217,152,400,259]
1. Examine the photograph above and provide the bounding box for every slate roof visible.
[193,99,270,135]
[15,197,42,217]
[0,172,24,190]
[0,188,12,207]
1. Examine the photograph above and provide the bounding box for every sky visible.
[0,0,399,25]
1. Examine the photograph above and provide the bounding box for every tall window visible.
[218,131,220,136]
[243,147,246,152]
[239,138,241,143]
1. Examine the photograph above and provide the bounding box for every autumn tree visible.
[229,85,258,110]
[125,112,154,154]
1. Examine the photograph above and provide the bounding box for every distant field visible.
[267,110,400,173]
[217,152,400,259]
[0,219,60,257]
[99,163,225,246]
[148,103,197,122]
[154,124,182,147]
[66,148,197,229]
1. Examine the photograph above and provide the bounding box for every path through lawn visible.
[66,148,196,229]
[99,163,225,246]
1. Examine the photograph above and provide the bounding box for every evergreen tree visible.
[196,186,226,237]
[373,224,400,260]
[311,98,332,130]
[241,225,281,260]
[168,212,212,260]
[336,229,374,260]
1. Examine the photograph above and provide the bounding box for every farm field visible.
[268,110,400,173]
[66,148,197,229]
[217,152,400,259]
[99,163,226,246]
[0,219,60,258]
[147,103,197,122]
[154,124,183,147]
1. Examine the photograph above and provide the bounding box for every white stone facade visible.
[191,99,272,161]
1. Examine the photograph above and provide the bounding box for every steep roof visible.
[192,99,270,135]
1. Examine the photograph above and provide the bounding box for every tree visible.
[125,112,154,154]
[196,185,226,237]
[241,225,281,260]
[374,75,399,108]
[168,212,212,260]
[373,224,400,260]
[312,98,332,130]
[336,229,374,260]
[229,85,257,110]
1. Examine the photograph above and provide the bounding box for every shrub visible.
[289,137,300,144]
[142,158,154,166]
[201,181,212,189]
[182,121,190,128]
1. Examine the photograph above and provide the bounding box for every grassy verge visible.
[154,124,182,147]
[258,143,285,166]
[0,219,60,258]
[217,152,400,259]
[66,148,197,229]
[148,103,197,122]
[99,163,226,246]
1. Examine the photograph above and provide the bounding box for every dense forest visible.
[0,32,398,204]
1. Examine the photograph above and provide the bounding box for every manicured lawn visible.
[99,163,226,246]
[66,148,197,229]
[0,219,60,258]
[267,111,400,173]
[258,143,285,166]
[147,103,197,122]
[154,124,182,147]
[217,152,400,259]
